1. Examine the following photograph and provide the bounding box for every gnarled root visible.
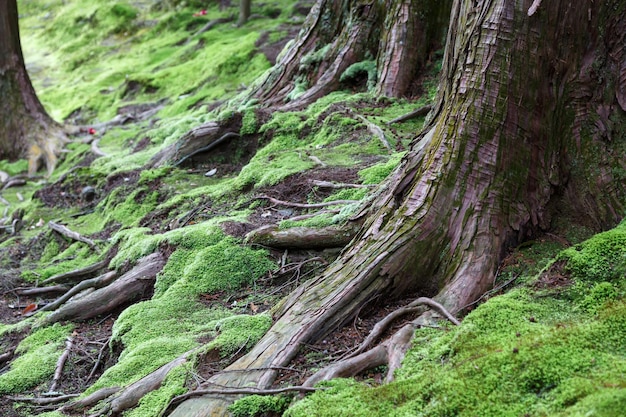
[303,297,459,387]
[42,253,165,325]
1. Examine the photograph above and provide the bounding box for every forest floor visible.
[1,1,624,417]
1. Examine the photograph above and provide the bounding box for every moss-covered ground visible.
[0,0,623,416]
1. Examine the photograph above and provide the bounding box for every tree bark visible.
[0,0,65,175]
[237,0,251,26]
[168,0,626,415]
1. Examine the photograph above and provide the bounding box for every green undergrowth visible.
[0,323,73,394]
[284,222,626,417]
[85,225,274,396]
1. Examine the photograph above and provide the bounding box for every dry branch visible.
[41,259,108,285]
[48,221,99,252]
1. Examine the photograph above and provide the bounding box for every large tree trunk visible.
[169,0,626,415]
[0,0,65,175]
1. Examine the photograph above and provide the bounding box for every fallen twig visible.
[48,221,99,252]
[87,337,111,381]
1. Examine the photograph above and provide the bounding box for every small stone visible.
[205,168,218,177]
[81,186,97,202]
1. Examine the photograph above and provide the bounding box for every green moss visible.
[0,323,73,394]
[156,233,275,296]
[559,221,626,282]
[358,153,404,184]
[240,109,258,135]
[229,394,290,417]
[210,314,272,356]
[340,60,377,91]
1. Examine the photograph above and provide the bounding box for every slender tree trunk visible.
[237,0,251,26]
[0,0,64,175]
[168,0,626,415]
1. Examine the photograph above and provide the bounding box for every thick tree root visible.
[41,259,108,285]
[245,224,360,249]
[42,253,165,325]
[39,271,118,313]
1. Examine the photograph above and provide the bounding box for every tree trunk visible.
[237,0,251,26]
[0,0,65,175]
[168,0,626,415]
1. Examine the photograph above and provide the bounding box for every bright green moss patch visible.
[0,323,73,394]
[229,394,290,417]
[358,153,404,184]
[559,220,626,282]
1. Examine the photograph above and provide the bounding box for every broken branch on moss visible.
[48,221,99,252]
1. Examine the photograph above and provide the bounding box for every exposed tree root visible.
[39,271,118,313]
[8,393,79,405]
[245,223,360,249]
[58,387,121,414]
[163,386,321,416]
[48,221,99,252]
[354,114,392,153]
[42,253,165,325]
[41,259,108,285]
[15,285,69,296]
[386,105,432,125]
[258,195,359,209]
[148,120,240,168]
[303,297,459,387]
[310,180,371,189]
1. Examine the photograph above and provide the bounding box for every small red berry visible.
[88,128,96,135]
